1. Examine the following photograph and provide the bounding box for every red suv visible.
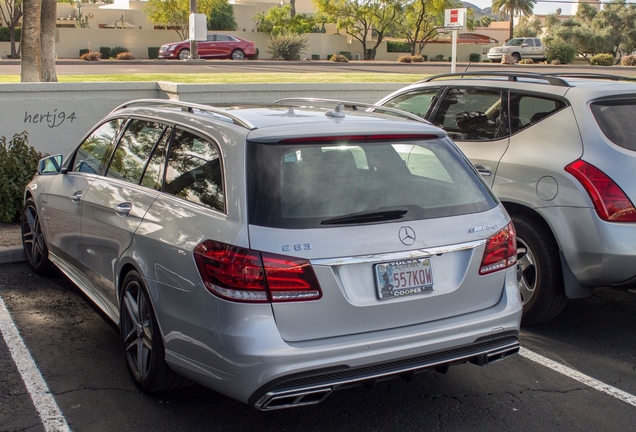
[158,34,256,60]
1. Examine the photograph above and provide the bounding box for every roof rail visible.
[546,72,636,82]
[417,71,571,87]
[110,99,257,130]
[274,98,428,123]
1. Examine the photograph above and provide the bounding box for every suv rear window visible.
[247,138,497,228]
[591,100,636,151]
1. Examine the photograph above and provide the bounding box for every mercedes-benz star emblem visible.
[398,226,416,246]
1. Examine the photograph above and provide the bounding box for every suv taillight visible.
[193,240,322,303]
[565,159,636,222]
[479,222,517,275]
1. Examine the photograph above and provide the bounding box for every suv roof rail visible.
[546,72,636,82]
[274,98,428,123]
[417,71,571,87]
[111,99,257,130]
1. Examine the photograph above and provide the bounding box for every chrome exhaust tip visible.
[256,387,333,411]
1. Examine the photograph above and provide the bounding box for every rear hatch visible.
[246,134,513,342]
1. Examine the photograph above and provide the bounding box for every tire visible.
[178,49,190,60]
[21,198,54,275]
[120,271,188,392]
[512,214,568,325]
[231,49,245,60]
[512,52,521,62]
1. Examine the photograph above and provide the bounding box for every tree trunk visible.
[290,0,296,17]
[20,0,41,82]
[509,15,514,40]
[40,0,58,82]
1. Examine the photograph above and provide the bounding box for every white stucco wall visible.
[0,82,405,156]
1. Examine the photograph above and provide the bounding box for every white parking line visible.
[520,347,636,408]
[0,295,71,432]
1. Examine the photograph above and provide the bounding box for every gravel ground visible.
[0,223,21,247]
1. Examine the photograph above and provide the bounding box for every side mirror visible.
[38,154,64,175]
[521,43,528,47]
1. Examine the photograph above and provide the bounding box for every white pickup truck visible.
[487,37,546,62]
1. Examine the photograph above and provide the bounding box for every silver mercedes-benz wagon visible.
[22,98,521,410]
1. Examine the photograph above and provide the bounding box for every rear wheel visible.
[512,215,567,325]
[21,199,54,275]
[120,271,188,392]
[178,49,190,60]
[231,49,245,60]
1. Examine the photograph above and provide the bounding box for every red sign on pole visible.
[450,10,458,23]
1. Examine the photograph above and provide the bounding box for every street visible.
[1,262,635,431]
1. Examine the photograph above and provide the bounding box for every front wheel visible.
[512,52,521,62]
[178,49,190,60]
[120,271,188,392]
[22,199,54,275]
[231,49,245,60]
[512,215,567,325]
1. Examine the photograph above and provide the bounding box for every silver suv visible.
[487,38,546,62]
[22,98,521,410]
[377,71,636,325]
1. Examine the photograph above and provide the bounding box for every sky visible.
[466,0,580,16]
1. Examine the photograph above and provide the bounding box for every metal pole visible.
[189,0,198,60]
[451,29,457,73]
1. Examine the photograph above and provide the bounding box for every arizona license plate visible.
[375,258,434,300]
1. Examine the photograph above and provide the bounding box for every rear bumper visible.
[162,269,522,409]
[251,335,519,410]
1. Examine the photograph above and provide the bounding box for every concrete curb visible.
[0,246,25,264]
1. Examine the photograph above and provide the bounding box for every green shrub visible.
[621,55,636,66]
[397,55,412,63]
[590,53,614,66]
[79,48,89,57]
[412,54,425,63]
[80,51,101,61]
[268,34,308,61]
[434,54,444,61]
[115,51,135,60]
[329,54,349,62]
[0,27,21,42]
[387,41,411,53]
[109,46,129,58]
[469,53,481,62]
[99,46,111,59]
[545,41,577,64]
[0,132,44,223]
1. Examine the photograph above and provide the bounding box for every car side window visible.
[164,128,225,213]
[106,119,167,184]
[206,34,216,41]
[141,126,172,191]
[524,39,535,47]
[509,93,567,134]
[381,87,440,119]
[69,118,125,174]
[432,87,504,141]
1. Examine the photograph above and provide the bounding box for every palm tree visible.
[492,0,537,40]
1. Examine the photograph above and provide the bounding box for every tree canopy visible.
[144,0,236,40]
[255,5,318,36]
[492,0,536,40]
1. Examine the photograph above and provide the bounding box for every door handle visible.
[70,191,83,202]
[115,202,132,216]
[474,164,492,177]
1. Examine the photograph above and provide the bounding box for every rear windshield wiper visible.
[321,207,409,225]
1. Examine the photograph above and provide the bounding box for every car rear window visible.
[247,138,497,229]
[591,100,636,151]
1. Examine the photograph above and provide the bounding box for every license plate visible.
[375,258,434,300]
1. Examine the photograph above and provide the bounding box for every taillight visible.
[479,222,517,275]
[565,159,636,222]
[193,240,322,303]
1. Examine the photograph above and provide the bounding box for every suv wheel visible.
[512,214,567,325]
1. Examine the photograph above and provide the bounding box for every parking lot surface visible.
[1,262,635,431]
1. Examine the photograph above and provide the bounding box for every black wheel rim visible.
[122,281,153,381]
[517,237,537,305]
[22,204,46,267]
